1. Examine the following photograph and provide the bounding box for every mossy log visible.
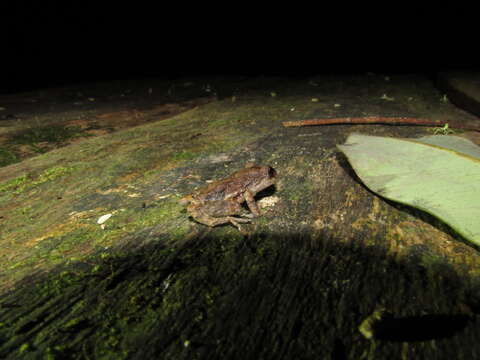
[2,75,480,359]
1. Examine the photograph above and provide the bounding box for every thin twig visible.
[282,117,480,132]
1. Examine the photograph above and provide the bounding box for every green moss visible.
[34,166,73,184]
[62,318,83,330]
[0,166,74,195]
[172,150,196,161]
[0,147,18,167]
[205,285,222,306]
[284,178,314,204]
[92,199,189,247]
[0,225,283,357]
[9,125,91,146]
[420,251,446,268]
[19,343,30,354]
[0,174,28,193]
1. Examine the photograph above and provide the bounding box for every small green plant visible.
[433,123,455,135]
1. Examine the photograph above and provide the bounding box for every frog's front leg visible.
[244,190,261,217]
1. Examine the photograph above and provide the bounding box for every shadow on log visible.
[373,313,471,342]
[1,226,480,359]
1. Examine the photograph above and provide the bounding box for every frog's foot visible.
[227,217,253,234]
[227,216,251,229]
[242,213,255,219]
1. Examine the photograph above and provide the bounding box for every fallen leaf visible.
[338,133,480,246]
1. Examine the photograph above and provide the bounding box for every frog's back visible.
[224,166,270,199]
[188,164,275,203]
[199,167,258,201]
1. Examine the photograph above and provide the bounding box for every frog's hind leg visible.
[192,212,251,230]
[244,190,261,217]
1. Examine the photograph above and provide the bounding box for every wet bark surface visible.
[1,74,480,359]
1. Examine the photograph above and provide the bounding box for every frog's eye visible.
[268,167,277,178]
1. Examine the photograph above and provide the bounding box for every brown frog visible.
[180,163,277,230]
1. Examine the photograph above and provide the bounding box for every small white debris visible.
[203,84,212,92]
[97,213,112,225]
[334,103,341,108]
[380,94,394,101]
[290,107,295,111]
[206,153,232,163]
[162,273,174,293]
[311,98,319,102]
[258,195,280,208]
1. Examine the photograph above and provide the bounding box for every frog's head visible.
[250,165,277,193]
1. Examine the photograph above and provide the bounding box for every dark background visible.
[2,4,478,94]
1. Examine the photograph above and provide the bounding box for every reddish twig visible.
[282,117,480,132]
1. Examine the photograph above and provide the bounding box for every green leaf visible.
[337,133,480,246]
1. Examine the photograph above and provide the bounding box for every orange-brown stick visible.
[282,117,480,132]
